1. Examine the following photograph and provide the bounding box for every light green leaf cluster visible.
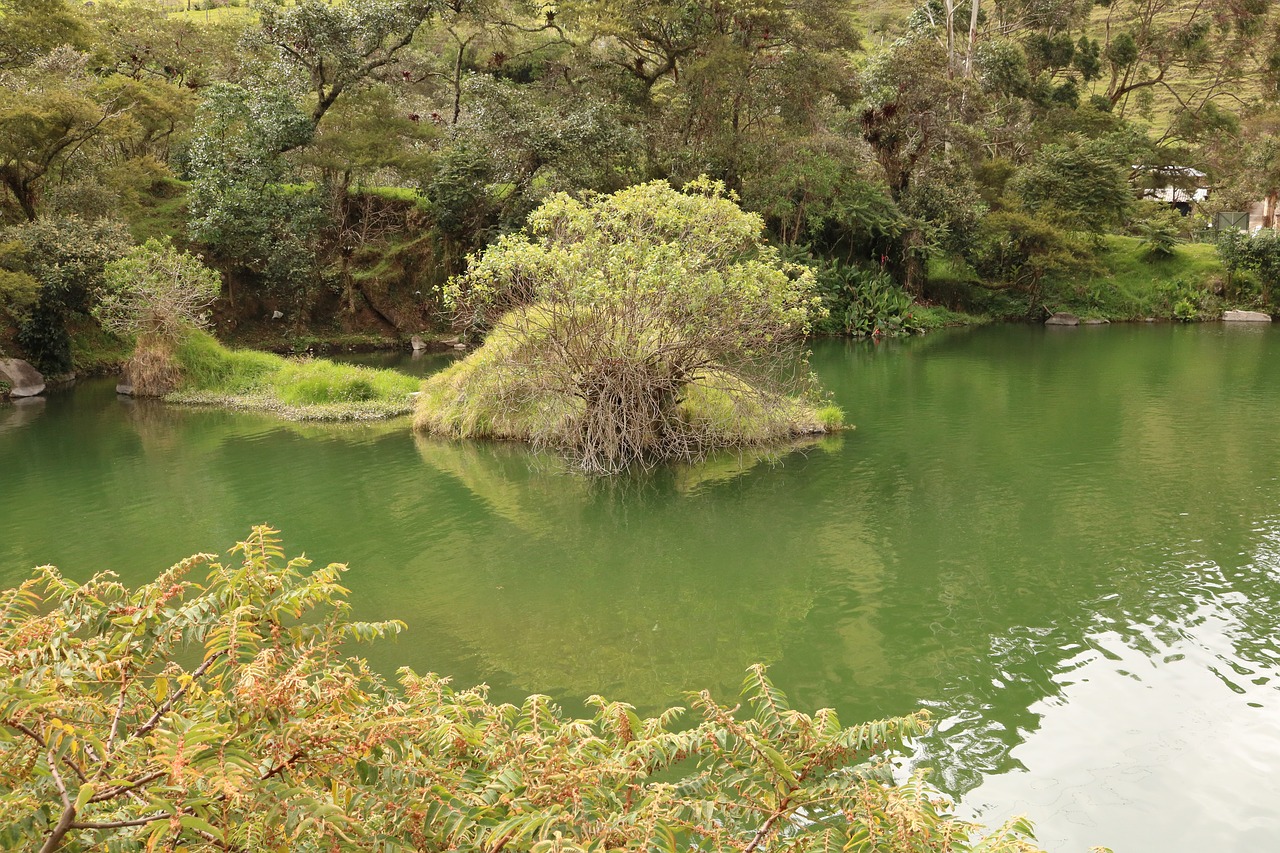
[447,179,823,350]
[96,238,222,340]
[429,179,835,471]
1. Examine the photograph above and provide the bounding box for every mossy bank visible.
[135,331,420,421]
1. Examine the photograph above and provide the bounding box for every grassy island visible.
[414,180,844,473]
[414,308,843,446]
[159,331,419,421]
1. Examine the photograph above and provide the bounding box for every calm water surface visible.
[3,324,1279,851]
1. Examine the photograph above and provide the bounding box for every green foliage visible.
[96,238,222,340]
[745,142,904,260]
[432,179,832,471]
[0,0,85,71]
[170,329,419,419]
[1041,235,1225,321]
[814,261,922,337]
[1011,134,1135,232]
[3,216,131,374]
[967,211,1086,295]
[426,144,499,247]
[1133,215,1184,260]
[1217,228,1280,304]
[447,76,641,222]
[184,83,324,294]
[252,0,436,127]
[0,240,39,324]
[0,527,1045,852]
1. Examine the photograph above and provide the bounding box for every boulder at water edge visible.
[1223,310,1272,323]
[1045,312,1081,326]
[0,358,45,397]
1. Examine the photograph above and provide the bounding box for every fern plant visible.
[0,527,1046,852]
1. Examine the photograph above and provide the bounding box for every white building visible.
[1134,166,1210,212]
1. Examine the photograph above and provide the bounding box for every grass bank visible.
[928,235,1245,322]
[164,331,419,421]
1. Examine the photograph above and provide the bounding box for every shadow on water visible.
[3,323,1280,850]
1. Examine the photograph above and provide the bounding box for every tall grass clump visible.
[414,306,841,458]
[169,330,418,420]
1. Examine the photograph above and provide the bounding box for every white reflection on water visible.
[952,519,1280,852]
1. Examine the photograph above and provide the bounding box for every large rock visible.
[1223,309,1272,323]
[410,334,428,352]
[0,358,45,397]
[1045,312,1080,326]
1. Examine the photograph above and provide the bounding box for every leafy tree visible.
[437,178,826,472]
[1010,134,1135,232]
[3,216,130,373]
[96,238,222,340]
[1217,229,1280,305]
[0,0,85,72]
[1094,0,1277,126]
[856,35,971,292]
[741,135,903,262]
[0,60,136,221]
[566,0,859,188]
[184,83,325,301]
[0,240,39,326]
[448,75,641,221]
[966,209,1088,301]
[0,526,1047,852]
[252,0,437,133]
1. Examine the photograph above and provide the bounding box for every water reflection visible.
[408,433,862,702]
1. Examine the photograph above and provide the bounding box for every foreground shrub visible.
[0,527,1044,852]
[425,178,837,473]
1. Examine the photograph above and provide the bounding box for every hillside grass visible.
[167,330,419,420]
[928,235,1244,321]
[1048,235,1226,318]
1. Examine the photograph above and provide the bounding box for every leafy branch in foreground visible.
[0,526,1044,852]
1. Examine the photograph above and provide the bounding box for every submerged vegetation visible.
[0,526,1045,852]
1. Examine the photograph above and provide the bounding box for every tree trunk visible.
[964,0,980,77]
[3,173,38,221]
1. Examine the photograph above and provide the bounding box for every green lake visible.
[3,323,1279,851]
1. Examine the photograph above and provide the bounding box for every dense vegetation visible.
[2,0,1279,378]
[419,180,841,471]
[0,526,1048,852]
[8,0,1276,840]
